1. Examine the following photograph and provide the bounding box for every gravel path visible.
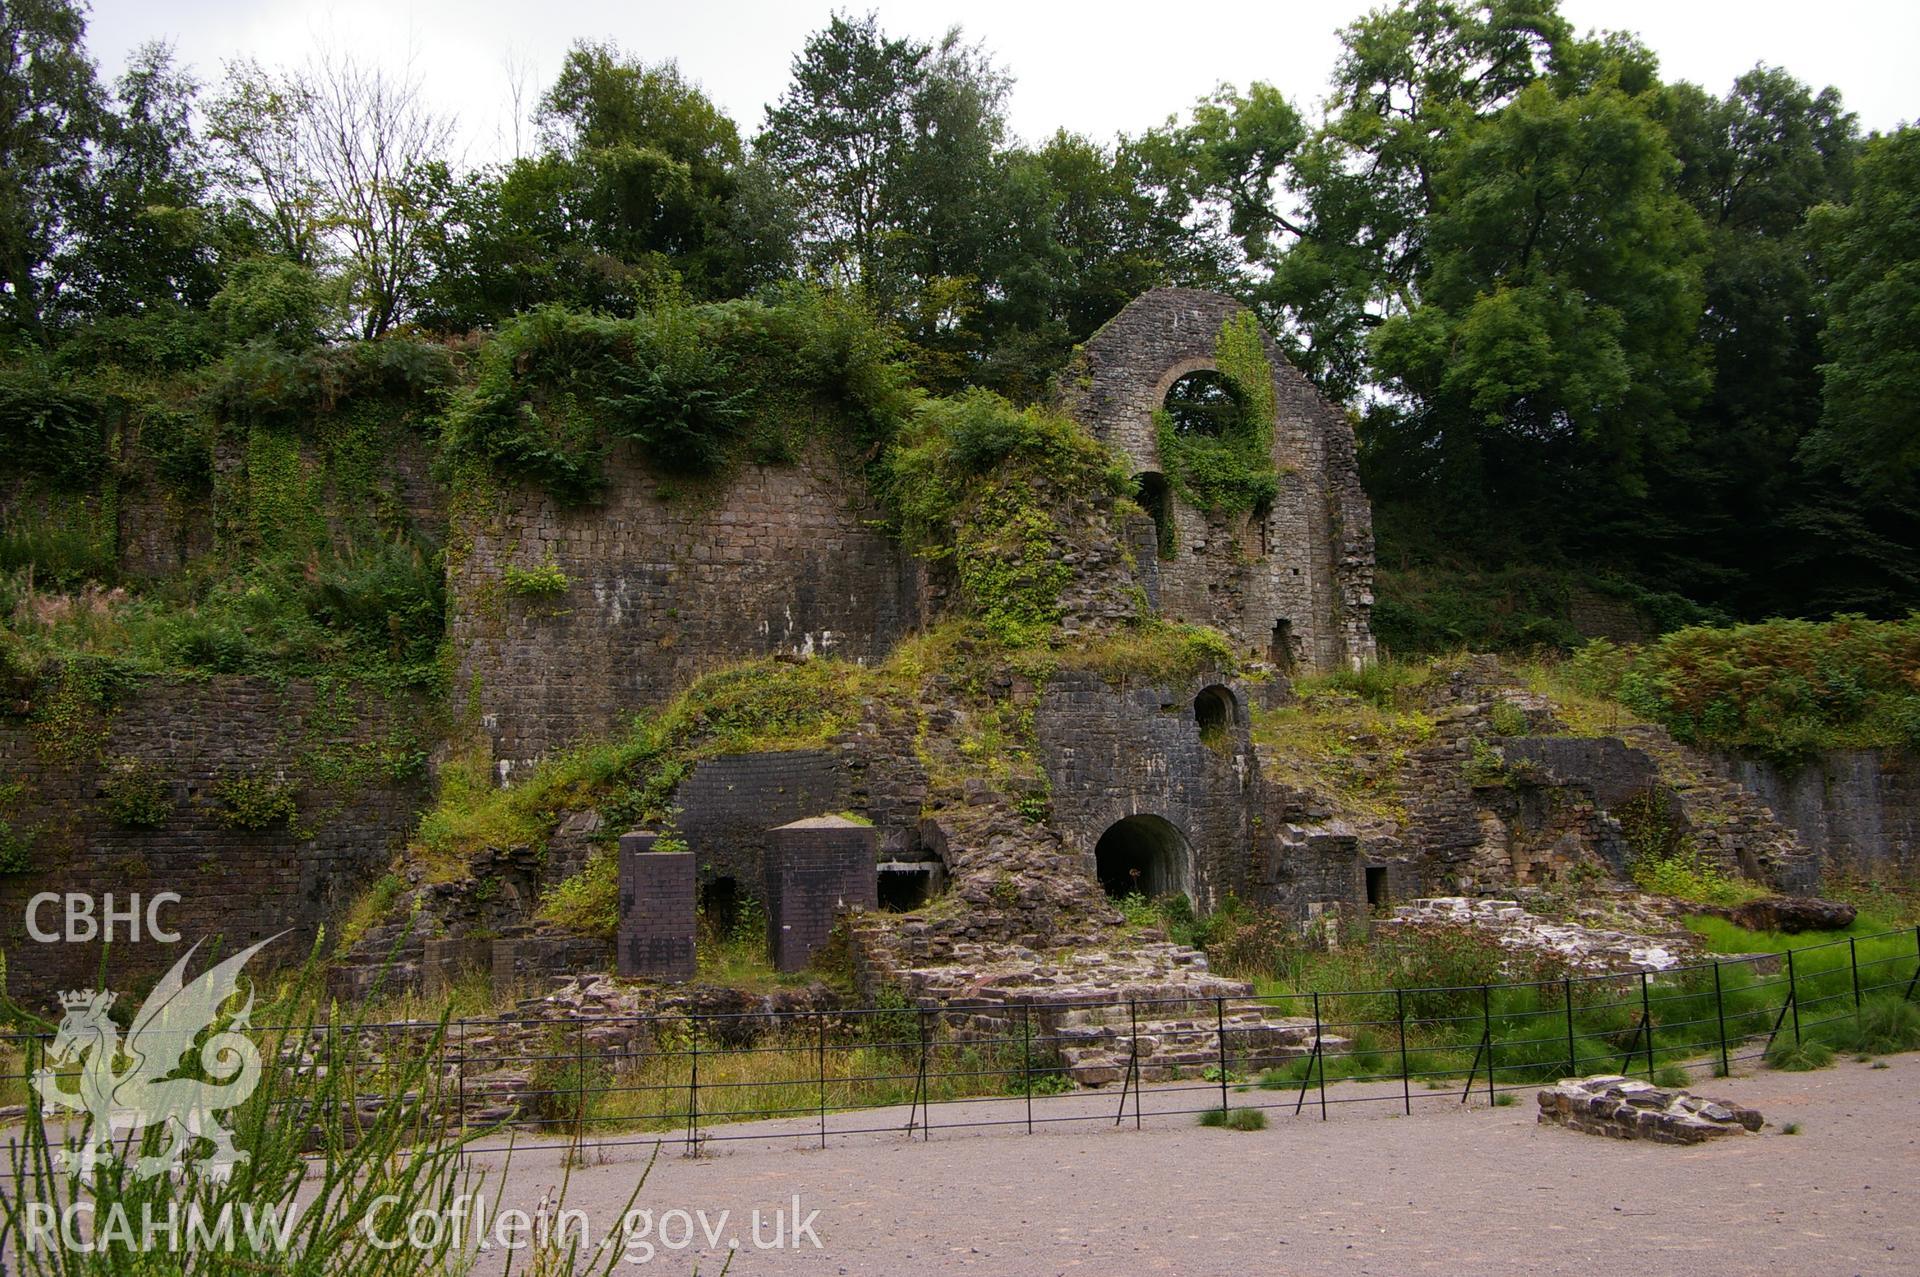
[455,1054,1920,1275]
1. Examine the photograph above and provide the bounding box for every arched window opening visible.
[1162,369,1244,438]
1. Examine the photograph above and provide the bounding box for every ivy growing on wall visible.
[1153,312,1280,517]
[889,389,1129,646]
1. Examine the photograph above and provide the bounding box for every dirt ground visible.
[454,1053,1919,1276]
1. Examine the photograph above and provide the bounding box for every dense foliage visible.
[1,0,1916,675]
[1569,615,1920,760]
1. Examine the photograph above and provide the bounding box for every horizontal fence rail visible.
[2,926,1917,1164]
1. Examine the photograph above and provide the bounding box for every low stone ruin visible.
[1536,1075,1764,1144]
[1377,896,1697,972]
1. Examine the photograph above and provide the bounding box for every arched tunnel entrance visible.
[1095,815,1192,901]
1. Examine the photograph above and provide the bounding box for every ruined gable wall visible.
[1059,288,1376,671]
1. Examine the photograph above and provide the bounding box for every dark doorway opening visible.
[1095,815,1189,900]
[699,876,740,934]
[1270,619,1296,673]
[878,864,934,912]
[1135,470,1174,558]
[1365,866,1388,910]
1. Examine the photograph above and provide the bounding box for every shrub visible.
[1652,1064,1692,1089]
[209,774,299,832]
[1197,1107,1268,1130]
[1569,617,1920,761]
[99,759,173,829]
[210,257,337,348]
[0,368,108,486]
[502,558,570,597]
[0,817,32,874]
[443,292,915,502]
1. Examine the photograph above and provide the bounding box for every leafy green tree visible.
[422,42,780,328]
[757,13,1014,385]
[1805,126,1920,496]
[1266,0,1576,397]
[1633,67,1862,613]
[0,0,104,344]
[63,41,224,321]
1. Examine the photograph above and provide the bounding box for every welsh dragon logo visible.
[32,934,280,1182]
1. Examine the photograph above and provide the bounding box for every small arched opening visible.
[1193,684,1237,736]
[1095,815,1191,901]
[1135,470,1174,557]
[1162,369,1244,438]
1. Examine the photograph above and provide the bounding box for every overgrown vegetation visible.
[889,390,1130,646]
[440,292,915,503]
[1152,314,1280,517]
[1567,615,1920,761]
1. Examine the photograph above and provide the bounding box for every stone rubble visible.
[1377,896,1698,973]
[1537,1074,1764,1144]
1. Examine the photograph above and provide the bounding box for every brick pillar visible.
[764,816,878,973]
[616,830,696,981]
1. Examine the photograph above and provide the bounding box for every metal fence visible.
[5,926,1918,1158]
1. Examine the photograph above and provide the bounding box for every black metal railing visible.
[4,925,1917,1158]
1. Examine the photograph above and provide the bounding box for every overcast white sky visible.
[84,1,1916,163]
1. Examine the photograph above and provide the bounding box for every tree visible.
[64,41,223,321]
[208,53,454,337]
[206,57,322,265]
[0,0,104,344]
[1633,67,1860,613]
[1804,126,1920,496]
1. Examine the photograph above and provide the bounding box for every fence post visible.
[817,1010,827,1150]
[1312,991,1327,1122]
[1639,971,1655,1081]
[1786,949,1802,1045]
[1023,1001,1033,1136]
[1128,999,1141,1131]
[575,1016,587,1144]
[456,1016,467,1145]
[1850,937,1863,1021]
[1215,996,1229,1115]
[1481,984,1495,1103]
[1396,987,1410,1116]
[686,1024,700,1157]
[1563,975,1577,1077]
[918,1009,932,1142]
[1713,961,1730,1078]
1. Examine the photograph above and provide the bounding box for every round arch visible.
[1094,814,1193,901]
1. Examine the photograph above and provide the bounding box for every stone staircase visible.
[1051,999,1343,1086]
[1619,725,1820,893]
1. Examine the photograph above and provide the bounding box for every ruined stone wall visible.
[1712,749,1920,879]
[1058,288,1376,671]
[674,750,848,892]
[1034,670,1260,909]
[451,445,924,775]
[0,675,430,1001]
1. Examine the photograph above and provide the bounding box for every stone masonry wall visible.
[0,675,430,1002]
[1712,748,1920,879]
[451,445,923,776]
[1035,670,1261,910]
[674,750,848,893]
[1059,288,1376,671]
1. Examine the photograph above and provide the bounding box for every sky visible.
[83,0,1917,164]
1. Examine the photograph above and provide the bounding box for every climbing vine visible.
[1154,312,1280,517]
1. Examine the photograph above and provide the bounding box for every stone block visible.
[764,816,878,973]
[617,836,696,981]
